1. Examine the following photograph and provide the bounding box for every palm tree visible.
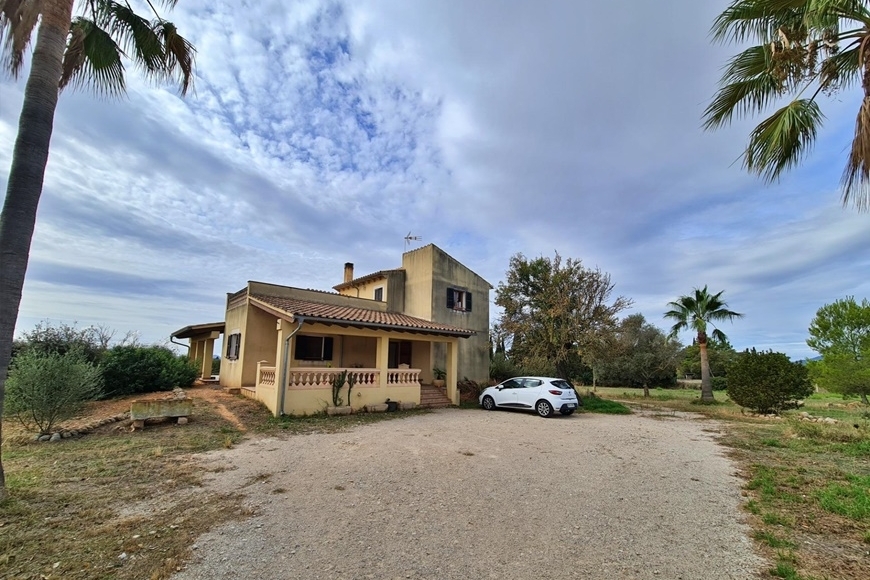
[706,0,870,210]
[0,0,195,499]
[665,287,742,403]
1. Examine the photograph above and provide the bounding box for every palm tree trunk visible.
[698,338,714,403]
[0,0,75,499]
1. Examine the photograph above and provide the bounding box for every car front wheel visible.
[536,400,553,417]
[482,396,495,410]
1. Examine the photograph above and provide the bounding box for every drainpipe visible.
[170,336,189,351]
[277,317,305,416]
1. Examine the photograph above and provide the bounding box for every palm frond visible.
[0,0,41,77]
[744,98,824,182]
[711,0,806,44]
[820,43,860,90]
[99,1,164,73]
[704,45,783,129]
[711,328,730,343]
[805,0,870,28]
[842,96,870,210]
[60,17,125,97]
[154,20,195,95]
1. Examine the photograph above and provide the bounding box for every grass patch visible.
[816,475,870,521]
[578,393,631,414]
[261,407,429,434]
[754,530,795,549]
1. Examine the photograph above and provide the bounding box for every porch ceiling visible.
[171,322,225,339]
[250,293,474,338]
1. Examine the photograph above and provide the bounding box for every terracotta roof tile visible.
[250,294,474,337]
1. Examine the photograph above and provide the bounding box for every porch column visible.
[376,335,389,391]
[200,338,215,379]
[446,339,459,405]
[189,339,200,364]
[269,319,288,416]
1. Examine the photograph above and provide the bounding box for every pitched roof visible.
[250,293,474,337]
[333,269,403,291]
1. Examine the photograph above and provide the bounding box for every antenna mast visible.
[404,231,422,251]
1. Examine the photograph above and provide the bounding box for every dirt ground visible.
[169,407,765,580]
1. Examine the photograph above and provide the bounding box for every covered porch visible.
[249,319,462,416]
[243,294,471,416]
[171,322,225,380]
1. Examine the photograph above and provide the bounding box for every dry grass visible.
[0,386,418,580]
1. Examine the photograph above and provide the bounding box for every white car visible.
[479,376,580,417]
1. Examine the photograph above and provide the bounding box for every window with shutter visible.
[374,287,384,301]
[226,333,241,360]
[446,288,470,312]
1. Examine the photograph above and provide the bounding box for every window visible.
[374,287,384,302]
[446,288,472,312]
[294,335,334,361]
[226,333,241,360]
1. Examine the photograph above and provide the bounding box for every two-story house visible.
[172,244,491,416]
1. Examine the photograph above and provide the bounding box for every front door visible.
[388,340,412,368]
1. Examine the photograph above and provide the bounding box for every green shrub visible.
[710,376,728,390]
[490,352,520,382]
[727,349,814,414]
[5,349,103,434]
[101,346,197,398]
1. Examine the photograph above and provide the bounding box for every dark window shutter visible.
[465,292,472,312]
[446,288,454,308]
[323,337,334,360]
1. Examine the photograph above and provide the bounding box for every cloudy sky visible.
[2,0,868,360]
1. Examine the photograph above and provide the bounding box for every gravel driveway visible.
[172,408,764,579]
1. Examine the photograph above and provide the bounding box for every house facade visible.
[173,244,491,416]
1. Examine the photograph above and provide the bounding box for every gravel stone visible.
[172,409,764,580]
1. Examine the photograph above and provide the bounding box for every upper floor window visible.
[374,287,384,302]
[226,332,241,360]
[447,288,472,312]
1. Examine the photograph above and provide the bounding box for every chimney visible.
[343,262,354,283]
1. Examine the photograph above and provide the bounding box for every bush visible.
[710,376,728,391]
[727,349,814,414]
[101,346,197,398]
[490,352,521,382]
[5,349,103,434]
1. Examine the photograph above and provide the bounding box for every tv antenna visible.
[404,231,421,251]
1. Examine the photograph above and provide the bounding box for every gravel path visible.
[172,408,765,579]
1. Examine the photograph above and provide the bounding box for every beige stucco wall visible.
[220,297,280,388]
[220,302,248,389]
[282,385,419,415]
[403,245,491,383]
[342,335,377,367]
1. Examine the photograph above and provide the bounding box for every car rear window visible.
[551,380,573,390]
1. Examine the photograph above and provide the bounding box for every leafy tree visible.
[665,286,742,403]
[14,320,117,364]
[706,1,870,209]
[677,337,738,380]
[495,252,632,380]
[101,345,197,398]
[806,296,870,404]
[727,349,814,413]
[0,0,195,498]
[5,349,102,435]
[598,314,683,396]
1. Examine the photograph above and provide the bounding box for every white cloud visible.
[1,0,867,360]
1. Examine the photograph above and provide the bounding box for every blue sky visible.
[1,0,869,359]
